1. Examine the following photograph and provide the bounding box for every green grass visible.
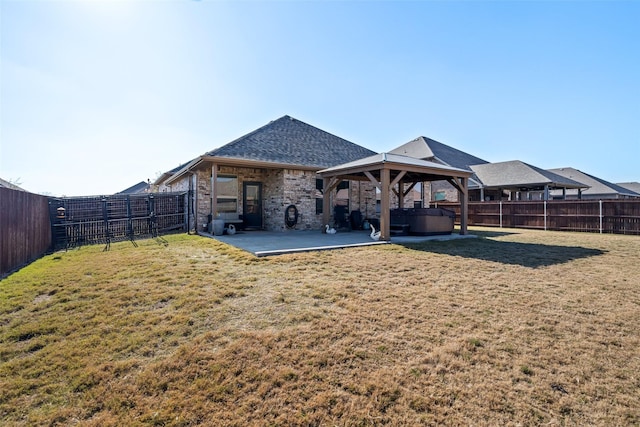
[1,228,639,426]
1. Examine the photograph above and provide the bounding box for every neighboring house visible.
[548,168,640,200]
[118,181,151,194]
[0,177,26,192]
[470,161,587,201]
[389,136,489,202]
[155,115,377,232]
[617,182,640,195]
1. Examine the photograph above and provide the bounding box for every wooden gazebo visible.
[318,153,473,241]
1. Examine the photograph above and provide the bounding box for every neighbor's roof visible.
[389,136,489,171]
[616,182,640,195]
[206,115,375,169]
[389,136,488,189]
[470,161,587,189]
[549,168,640,197]
[153,161,194,186]
[0,177,25,191]
[118,181,150,194]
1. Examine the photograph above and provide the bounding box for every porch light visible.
[56,206,66,219]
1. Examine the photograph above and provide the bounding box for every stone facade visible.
[425,180,460,203]
[349,180,378,220]
[160,162,380,233]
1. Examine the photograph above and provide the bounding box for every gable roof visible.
[389,136,489,171]
[389,136,489,189]
[0,177,25,191]
[319,153,472,193]
[118,181,150,194]
[617,182,640,194]
[470,161,586,189]
[549,168,640,198]
[154,160,199,186]
[206,115,376,169]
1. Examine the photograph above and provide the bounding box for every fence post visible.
[102,196,111,250]
[499,200,503,228]
[544,200,547,231]
[126,195,134,241]
[599,199,603,234]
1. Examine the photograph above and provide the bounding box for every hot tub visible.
[389,208,456,236]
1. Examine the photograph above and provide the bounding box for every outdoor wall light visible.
[56,207,66,219]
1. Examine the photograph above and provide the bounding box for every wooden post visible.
[323,177,331,228]
[459,177,468,235]
[381,167,391,241]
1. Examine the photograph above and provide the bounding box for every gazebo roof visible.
[318,152,472,181]
[319,153,472,240]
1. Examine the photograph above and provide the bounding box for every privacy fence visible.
[49,192,188,251]
[0,191,189,277]
[435,200,640,235]
[1,188,52,277]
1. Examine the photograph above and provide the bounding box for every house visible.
[389,136,489,202]
[548,168,640,199]
[155,115,377,232]
[470,161,586,201]
[617,182,640,195]
[118,181,151,194]
[0,177,26,192]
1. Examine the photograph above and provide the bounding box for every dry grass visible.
[1,228,638,426]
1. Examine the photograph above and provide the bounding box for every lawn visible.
[1,228,638,426]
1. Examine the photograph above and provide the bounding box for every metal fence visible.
[0,188,52,277]
[435,200,640,235]
[49,192,188,251]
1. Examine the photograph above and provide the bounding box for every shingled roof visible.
[205,115,376,169]
[617,182,640,195]
[118,181,151,194]
[470,161,586,189]
[549,168,640,198]
[389,136,489,171]
[0,177,25,191]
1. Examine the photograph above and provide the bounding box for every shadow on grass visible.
[402,238,606,268]
[465,229,519,238]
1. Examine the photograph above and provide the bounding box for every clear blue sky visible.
[1,0,638,196]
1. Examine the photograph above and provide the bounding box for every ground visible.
[0,228,638,426]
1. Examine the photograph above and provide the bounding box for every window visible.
[434,191,446,201]
[216,175,238,213]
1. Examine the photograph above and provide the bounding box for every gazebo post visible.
[322,177,331,228]
[459,177,468,235]
[381,167,391,241]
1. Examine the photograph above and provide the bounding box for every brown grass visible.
[0,228,638,426]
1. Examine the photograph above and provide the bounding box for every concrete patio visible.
[205,229,477,257]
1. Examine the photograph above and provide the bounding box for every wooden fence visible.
[435,200,640,235]
[49,192,188,251]
[0,188,52,277]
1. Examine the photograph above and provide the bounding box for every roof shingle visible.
[389,136,489,171]
[206,115,376,169]
[471,161,586,189]
[549,168,640,197]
